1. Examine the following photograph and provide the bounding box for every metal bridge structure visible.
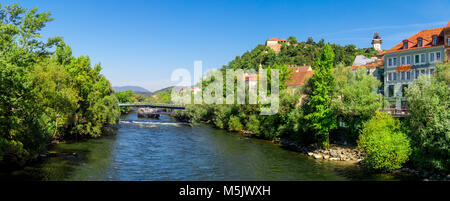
[118,103,185,110]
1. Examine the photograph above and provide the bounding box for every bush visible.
[246,115,261,135]
[228,115,243,132]
[405,67,450,173]
[358,112,411,171]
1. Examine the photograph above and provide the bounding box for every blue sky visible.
[5,0,450,91]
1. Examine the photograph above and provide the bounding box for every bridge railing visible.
[118,103,186,109]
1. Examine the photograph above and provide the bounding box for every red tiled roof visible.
[446,21,450,28]
[286,66,314,86]
[384,27,445,54]
[237,74,260,81]
[267,37,286,42]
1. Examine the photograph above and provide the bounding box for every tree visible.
[358,112,411,171]
[405,65,450,173]
[288,36,298,45]
[332,65,386,140]
[304,43,336,148]
[29,61,79,139]
[116,90,135,103]
[0,3,120,163]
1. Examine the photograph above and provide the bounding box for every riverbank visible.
[200,124,448,181]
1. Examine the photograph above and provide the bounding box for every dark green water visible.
[0,111,418,181]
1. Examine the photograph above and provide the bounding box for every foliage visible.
[116,90,136,103]
[222,37,378,71]
[405,66,450,173]
[358,112,411,171]
[0,3,119,164]
[332,65,386,140]
[304,44,336,148]
[228,115,243,132]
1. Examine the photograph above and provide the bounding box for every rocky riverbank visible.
[277,137,449,181]
[278,138,363,163]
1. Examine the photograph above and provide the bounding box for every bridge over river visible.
[118,103,185,110]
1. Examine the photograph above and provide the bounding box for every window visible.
[420,54,425,63]
[448,38,450,46]
[404,41,408,49]
[388,73,392,82]
[415,70,419,79]
[402,84,408,97]
[432,36,437,46]
[407,71,411,80]
[421,70,425,75]
[415,55,420,64]
[401,56,406,65]
[418,38,423,47]
[430,52,441,63]
[401,72,405,80]
[388,58,392,66]
[406,56,411,65]
[388,85,394,97]
[393,58,397,66]
[430,69,434,75]
[393,72,397,81]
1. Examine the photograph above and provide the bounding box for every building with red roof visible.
[285,65,314,87]
[266,37,287,53]
[383,21,450,109]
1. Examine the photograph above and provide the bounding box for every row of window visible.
[386,68,434,82]
[387,52,441,67]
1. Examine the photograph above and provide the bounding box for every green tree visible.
[358,112,411,171]
[288,36,298,45]
[304,44,336,148]
[29,61,79,139]
[116,90,135,103]
[332,65,386,140]
[405,66,450,173]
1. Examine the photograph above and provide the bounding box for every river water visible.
[0,111,418,181]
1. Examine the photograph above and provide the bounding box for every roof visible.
[353,55,376,66]
[266,38,286,42]
[237,73,260,81]
[286,66,314,86]
[351,57,384,70]
[384,27,445,54]
[447,21,450,28]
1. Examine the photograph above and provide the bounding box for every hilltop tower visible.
[372,32,382,51]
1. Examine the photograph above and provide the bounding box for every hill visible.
[113,86,150,93]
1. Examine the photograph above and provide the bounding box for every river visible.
[0,111,418,181]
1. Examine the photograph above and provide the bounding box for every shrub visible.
[228,115,243,132]
[405,68,450,173]
[358,112,411,171]
[246,115,261,135]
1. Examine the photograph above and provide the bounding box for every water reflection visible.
[0,111,418,181]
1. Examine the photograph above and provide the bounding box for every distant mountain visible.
[152,86,173,95]
[113,86,150,93]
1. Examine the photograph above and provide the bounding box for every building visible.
[350,33,386,94]
[382,21,450,109]
[445,21,450,62]
[372,32,383,51]
[285,65,314,87]
[266,38,287,53]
